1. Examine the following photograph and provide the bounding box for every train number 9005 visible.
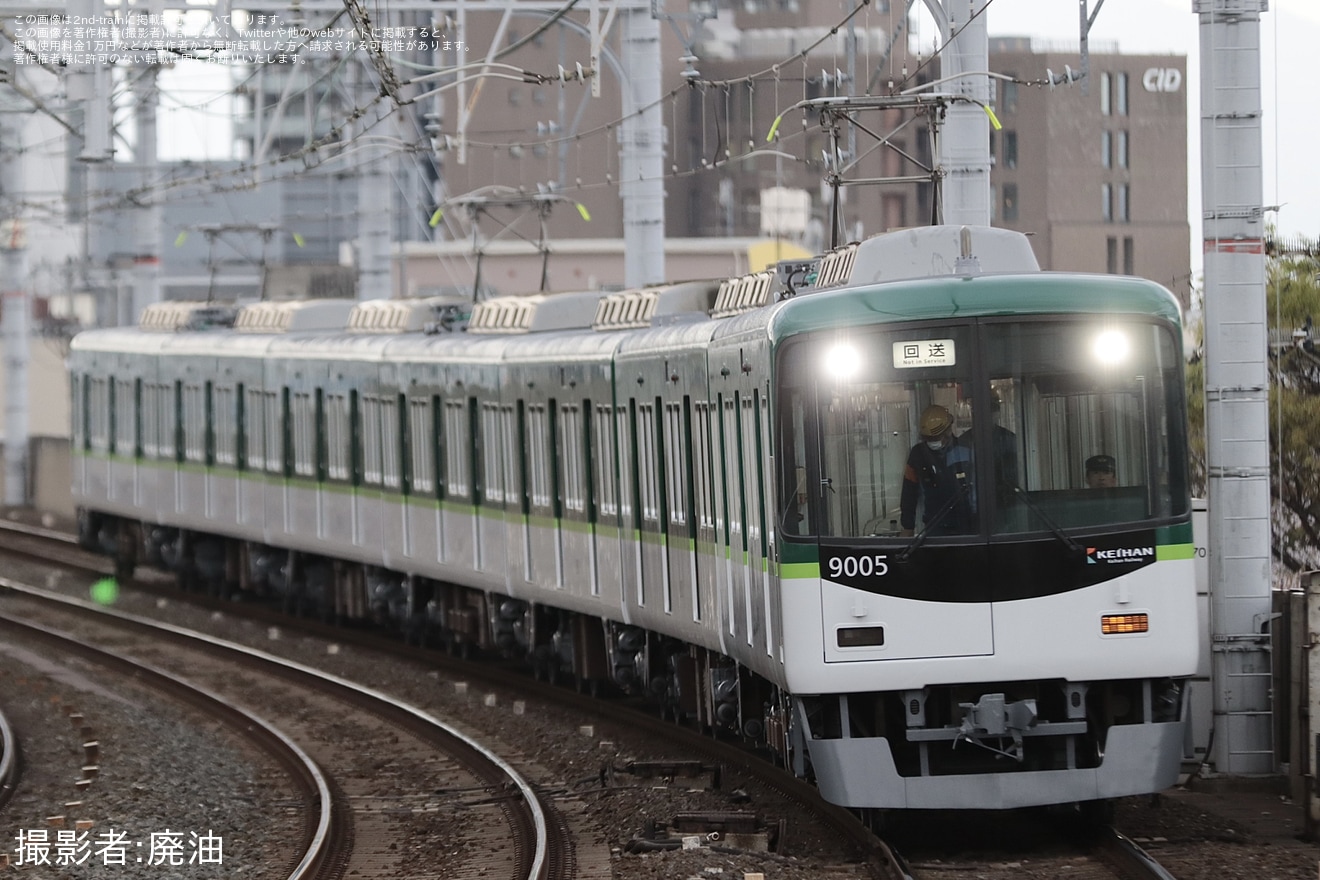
[826,554,889,579]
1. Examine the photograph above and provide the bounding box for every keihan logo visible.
[1087,546,1156,564]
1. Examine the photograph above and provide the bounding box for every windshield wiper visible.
[896,481,972,563]
[1008,485,1086,556]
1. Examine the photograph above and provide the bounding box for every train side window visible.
[559,402,585,515]
[361,394,382,485]
[165,382,181,463]
[616,404,636,528]
[265,390,284,475]
[114,378,135,457]
[723,395,745,551]
[245,388,264,471]
[443,399,470,498]
[70,373,84,450]
[214,385,237,468]
[88,377,110,453]
[527,404,551,509]
[693,402,715,532]
[141,383,158,458]
[481,402,505,504]
[381,394,401,490]
[664,401,687,529]
[325,392,351,481]
[593,405,618,519]
[408,396,434,495]
[637,401,661,524]
[291,391,316,478]
[182,383,206,464]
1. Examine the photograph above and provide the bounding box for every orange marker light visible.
[1101,613,1149,635]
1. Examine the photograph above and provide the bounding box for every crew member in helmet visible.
[899,404,977,537]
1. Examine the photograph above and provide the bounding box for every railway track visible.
[887,805,1180,880]
[2,518,903,878]
[0,517,1186,879]
[0,573,570,880]
[0,611,337,879]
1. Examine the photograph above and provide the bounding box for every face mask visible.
[925,439,945,451]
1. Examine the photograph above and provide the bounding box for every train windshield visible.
[777,317,1189,541]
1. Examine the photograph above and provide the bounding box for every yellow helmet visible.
[919,404,954,440]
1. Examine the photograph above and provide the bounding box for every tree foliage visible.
[1267,247,1320,571]
[1188,242,1320,572]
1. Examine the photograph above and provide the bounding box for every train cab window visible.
[983,319,1188,533]
[779,326,977,539]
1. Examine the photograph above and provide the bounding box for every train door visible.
[440,397,475,571]
[692,401,718,628]
[558,400,593,597]
[752,389,776,659]
[592,403,621,606]
[617,402,643,613]
[526,401,562,589]
[635,399,668,614]
[475,398,507,578]
[740,392,767,651]
[404,394,441,564]
[110,376,138,507]
[719,393,747,645]
[663,398,697,622]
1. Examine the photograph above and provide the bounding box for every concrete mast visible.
[133,63,163,316]
[618,7,664,288]
[926,0,991,227]
[1196,0,1274,775]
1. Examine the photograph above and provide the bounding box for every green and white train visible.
[70,225,1198,812]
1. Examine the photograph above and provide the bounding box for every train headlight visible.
[1101,613,1148,634]
[1092,329,1130,365]
[824,343,861,380]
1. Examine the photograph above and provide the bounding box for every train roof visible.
[769,271,1183,342]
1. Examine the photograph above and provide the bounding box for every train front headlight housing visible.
[1101,613,1148,634]
[824,342,861,380]
[1092,328,1130,365]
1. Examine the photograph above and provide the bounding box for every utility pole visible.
[1,103,30,507]
[353,59,394,300]
[929,0,991,227]
[618,6,664,288]
[1196,0,1274,776]
[133,63,162,318]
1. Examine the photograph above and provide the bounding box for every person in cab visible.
[899,404,977,537]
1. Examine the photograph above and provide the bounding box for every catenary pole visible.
[1196,0,1274,775]
[618,6,664,287]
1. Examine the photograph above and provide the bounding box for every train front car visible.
[771,228,1197,812]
